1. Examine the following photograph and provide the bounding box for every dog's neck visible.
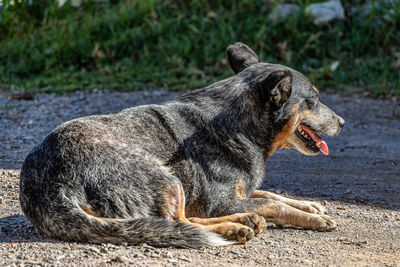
[176,79,289,163]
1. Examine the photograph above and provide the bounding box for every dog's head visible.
[227,42,345,156]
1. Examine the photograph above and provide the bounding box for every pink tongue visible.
[318,141,329,155]
[301,125,329,155]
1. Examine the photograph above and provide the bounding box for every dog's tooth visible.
[316,142,321,147]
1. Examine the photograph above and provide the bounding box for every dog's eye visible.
[305,98,316,108]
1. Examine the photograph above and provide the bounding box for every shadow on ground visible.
[0,215,46,243]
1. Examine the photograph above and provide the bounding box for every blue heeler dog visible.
[20,43,345,248]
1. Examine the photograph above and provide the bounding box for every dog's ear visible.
[227,42,260,74]
[260,70,292,108]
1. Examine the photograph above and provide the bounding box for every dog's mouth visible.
[295,124,329,155]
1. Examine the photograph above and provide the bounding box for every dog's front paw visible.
[309,214,337,231]
[237,213,266,235]
[301,201,326,215]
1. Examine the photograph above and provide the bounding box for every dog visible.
[20,42,345,248]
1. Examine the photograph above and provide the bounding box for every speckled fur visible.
[20,43,344,248]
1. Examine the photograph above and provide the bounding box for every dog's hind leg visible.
[187,213,266,236]
[249,190,326,215]
[167,182,265,243]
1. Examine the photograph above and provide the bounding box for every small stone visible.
[89,247,101,254]
[336,206,346,210]
[179,256,192,262]
[150,253,161,258]
[229,250,239,255]
[56,255,66,261]
[113,256,130,263]
[0,196,3,204]
[275,190,282,194]
[168,259,178,264]
[141,243,155,250]
[24,261,42,266]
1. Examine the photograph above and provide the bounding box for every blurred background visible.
[0,0,399,95]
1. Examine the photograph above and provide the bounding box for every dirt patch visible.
[0,90,399,266]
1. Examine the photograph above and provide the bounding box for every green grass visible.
[0,0,399,94]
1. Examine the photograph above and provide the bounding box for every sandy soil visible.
[0,90,399,266]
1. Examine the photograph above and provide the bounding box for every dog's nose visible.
[338,117,345,128]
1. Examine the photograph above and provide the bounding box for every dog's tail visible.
[24,201,232,248]
[68,213,232,248]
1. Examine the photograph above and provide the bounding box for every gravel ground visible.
[0,90,399,266]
